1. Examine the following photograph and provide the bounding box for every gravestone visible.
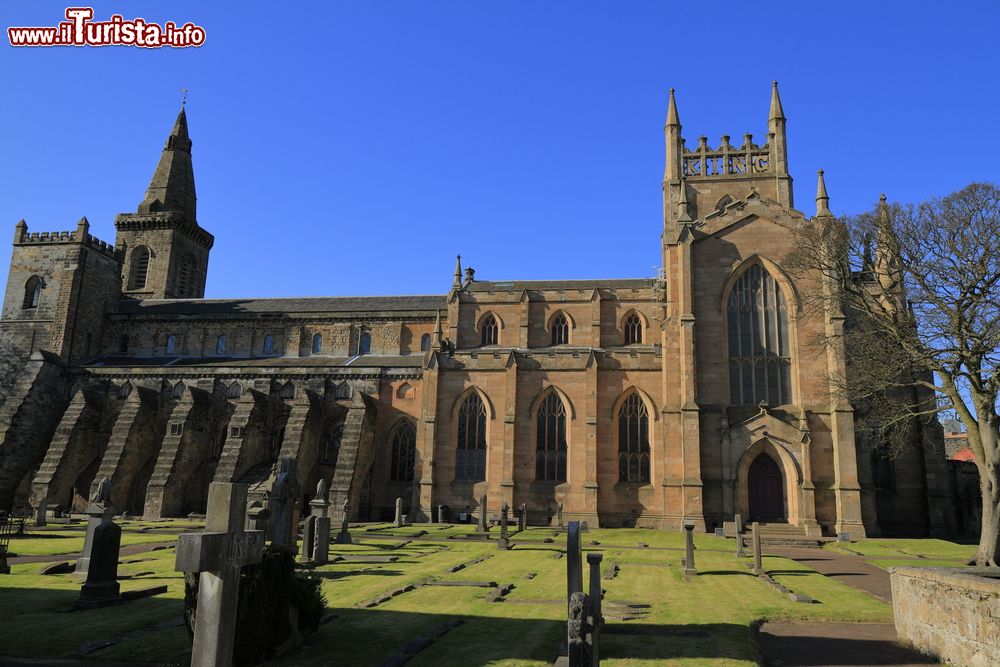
[75,476,115,580]
[437,504,447,524]
[751,521,763,575]
[683,523,697,575]
[35,498,47,527]
[497,501,511,550]
[557,502,565,530]
[245,500,269,533]
[75,478,121,609]
[175,483,264,667]
[335,498,352,544]
[736,531,746,558]
[394,497,403,528]
[476,494,489,532]
[558,521,600,667]
[566,521,583,610]
[302,479,330,564]
[268,457,298,551]
[734,513,743,535]
[518,503,527,531]
[586,552,604,666]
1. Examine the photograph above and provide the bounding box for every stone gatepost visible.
[175,483,264,667]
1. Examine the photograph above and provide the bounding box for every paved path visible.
[768,546,893,602]
[758,621,937,666]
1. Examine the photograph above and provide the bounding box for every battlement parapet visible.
[12,219,122,260]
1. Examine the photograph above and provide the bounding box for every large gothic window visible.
[618,392,650,483]
[455,391,487,481]
[551,314,569,346]
[726,264,792,406]
[390,421,416,482]
[623,313,643,345]
[324,424,344,465]
[129,246,151,290]
[535,392,567,482]
[23,276,42,309]
[480,314,499,346]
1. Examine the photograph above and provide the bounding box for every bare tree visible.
[787,183,1000,567]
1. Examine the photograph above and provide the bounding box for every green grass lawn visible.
[0,523,895,666]
[825,538,976,568]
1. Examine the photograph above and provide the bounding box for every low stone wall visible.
[890,565,1000,667]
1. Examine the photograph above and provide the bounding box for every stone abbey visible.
[0,84,956,538]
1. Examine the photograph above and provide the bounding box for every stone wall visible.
[891,566,1000,667]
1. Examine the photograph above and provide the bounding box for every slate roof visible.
[465,278,654,292]
[116,295,447,316]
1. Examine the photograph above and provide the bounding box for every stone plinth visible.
[890,565,1000,667]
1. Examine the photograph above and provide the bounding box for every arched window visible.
[618,393,650,483]
[129,246,151,290]
[456,391,487,481]
[216,335,227,355]
[323,424,344,464]
[623,313,643,345]
[480,314,498,346]
[551,314,569,346]
[359,332,372,354]
[335,383,352,400]
[227,382,242,399]
[262,334,275,355]
[420,333,431,351]
[726,264,792,406]
[172,381,185,399]
[280,382,295,399]
[535,392,567,481]
[390,421,416,482]
[165,334,177,354]
[312,333,322,354]
[23,276,42,309]
[176,254,196,297]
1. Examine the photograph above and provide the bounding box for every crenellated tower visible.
[114,106,213,299]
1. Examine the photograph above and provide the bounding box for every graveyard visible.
[0,504,978,666]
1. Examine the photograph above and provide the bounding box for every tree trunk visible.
[975,461,1000,567]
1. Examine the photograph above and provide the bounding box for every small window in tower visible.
[23,276,42,309]
[262,334,275,355]
[165,334,177,355]
[216,334,227,355]
[420,333,431,351]
[623,313,643,345]
[551,314,569,346]
[177,254,197,298]
[359,332,372,355]
[312,333,323,354]
[129,246,151,290]
[480,314,499,346]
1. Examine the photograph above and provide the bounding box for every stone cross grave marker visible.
[498,501,511,550]
[751,521,763,574]
[394,497,403,528]
[518,503,527,531]
[683,523,697,575]
[268,457,298,550]
[477,494,489,532]
[302,479,330,564]
[335,498,352,544]
[175,483,264,667]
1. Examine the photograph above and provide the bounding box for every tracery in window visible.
[480,314,498,346]
[617,392,650,483]
[390,421,416,482]
[551,314,569,346]
[535,391,567,481]
[455,391,487,481]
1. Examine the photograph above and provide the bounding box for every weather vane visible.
[180,88,189,106]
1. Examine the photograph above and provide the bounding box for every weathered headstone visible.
[302,479,330,564]
[437,504,447,524]
[268,457,298,551]
[335,498,352,544]
[586,552,603,666]
[518,503,527,531]
[736,532,746,558]
[245,500,269,533]
[566,521,583,610]
[76,478,120,609]
[394,497,403,528]
[557,502,565,530]
[35,498,47,527]
[752,521,763,575]
[476,494,489,532]
[175,483,264,667]
[734,513,743,535]
[683,523,697,575]
[75,476,115,580]
[498,501,511,550]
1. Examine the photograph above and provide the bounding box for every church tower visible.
[114,106,213,299]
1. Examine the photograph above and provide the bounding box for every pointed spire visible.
[138,106,197,222]
[666,87,680,127]
[677,178,692,223]
[768,80,785,121]
[815,169,832,217]
[432,310,443,349]
[452,255,462,290]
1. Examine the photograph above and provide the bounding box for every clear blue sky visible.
[2,1,998,299]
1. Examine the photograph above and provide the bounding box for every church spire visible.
[138,106,197,223]
[815,169,832,217]
[768,80,785,121]
[432,310,443,350]
[452,255,462,290]
[677,177,692,223]
[665,87,680,128]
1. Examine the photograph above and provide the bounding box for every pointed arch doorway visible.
[747,452,786,522]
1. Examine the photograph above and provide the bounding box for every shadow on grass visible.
[695,570,757,577]
[311,569,406,581]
